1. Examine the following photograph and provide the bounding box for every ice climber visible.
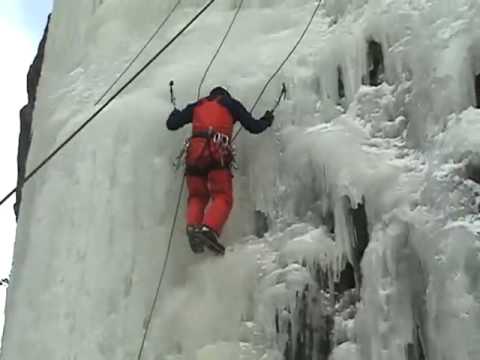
[166,87,274,255]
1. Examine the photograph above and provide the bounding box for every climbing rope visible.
[94,0,183,105]
[135,175,186,360]
[0,0,217,207]
[196,0,245,100]
[233,0,323,142]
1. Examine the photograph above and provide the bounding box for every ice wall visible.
[3,0,480,360]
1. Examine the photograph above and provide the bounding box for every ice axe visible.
[270,82,287,113]
[169,80,177,108]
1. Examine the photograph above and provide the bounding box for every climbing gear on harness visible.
[210,132,234,168]
[0,0,218,208]
[213,132,229,147]
[169,80,177,108]
[172,128,213,170]
[94,0,183,105]
[183,129,235,176]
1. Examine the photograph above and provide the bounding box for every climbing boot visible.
[186,225,204,254]
[198,226,225,256]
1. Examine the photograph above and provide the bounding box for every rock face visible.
[15,15,51,219]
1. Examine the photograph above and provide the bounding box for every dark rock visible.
[335,262,356,293]
[466,158,480,184]
[407,323,427,360]
[254,210,269,238]
[367,39,384,86]
[337,196,370,289]
[403,236,428,360]
[337,66,345,100]
[349,197,370,286]
[280,283,334,360]
[323,209,335,235]
[15,15,51,219]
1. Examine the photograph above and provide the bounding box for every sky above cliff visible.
[0,0,52,340]
[2,0,52,40]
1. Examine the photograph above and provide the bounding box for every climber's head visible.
[209,86,231,99]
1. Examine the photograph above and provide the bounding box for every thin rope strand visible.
[135,175,186,360]
[233,0,322,142]
[196,0,245,100]
[95,0,183,105]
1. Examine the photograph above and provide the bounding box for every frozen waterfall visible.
[2,0,480,359]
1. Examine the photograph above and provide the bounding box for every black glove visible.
[166,108,180,130]
[167,108,180,122]
[261,110,274,126]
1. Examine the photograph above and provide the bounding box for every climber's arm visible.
[166,102,197,130]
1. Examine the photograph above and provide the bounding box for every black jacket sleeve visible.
[221,97,271,134]
[166,102,197,130]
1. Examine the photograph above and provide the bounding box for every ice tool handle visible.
[270,82,287,113]
[169,80,177,108]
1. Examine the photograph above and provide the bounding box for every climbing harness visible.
[95,0,183,105]
[212,132,229,148]
[233,0,322,142]
[174,129,235,174]
[0,0,217,207]
[172,130,207,172]
[210,132,234,169]
[197,0,245,100]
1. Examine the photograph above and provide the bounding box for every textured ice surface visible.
[3,0,480,359]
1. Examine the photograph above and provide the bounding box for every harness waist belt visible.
[191,130,230,140]
[191,130,213,139]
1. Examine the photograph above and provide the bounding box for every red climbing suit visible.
[185,98,235,235]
